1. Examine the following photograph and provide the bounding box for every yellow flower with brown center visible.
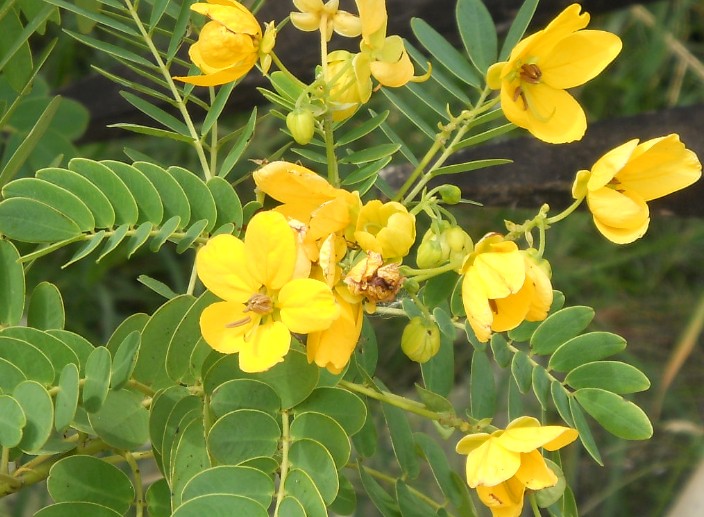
[290,0,362,41]
[174,0,275,86]
[196,211,339,372]
[461,234,552,343]
[575,134,702,244]
[456,417,578,517]
[486,4,621,144]
[354,200,416,260]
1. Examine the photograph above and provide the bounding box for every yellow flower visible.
[487,4,621,144]
[456,417,578,517]
[354,200,416,259]
[291,0,362,41]
[356,0,418,87]
[462,234,552,343]
[344,251,404,309]
[578,134,702,244]
[196,211,339,372]
[325,50,373,121]
[174,0,275,87]
[307,291,364,374]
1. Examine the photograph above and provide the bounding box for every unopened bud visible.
[401,317,441,363]
[572,169,591,199]
[403,277,420,294]
[286,108,315,145]
[438,184,462,204]
[416,239,445,269]
[442,226,473,256]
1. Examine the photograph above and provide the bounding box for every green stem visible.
[545,195,585,225]
[338,380,474,432]
[209,87,218,175]
[274,410,291,516]
[124,452,145,517]
[529,492,542,517]
[0,447,8,476]
[361,465,456,516]
[401,257,463,283]
[187,259,199,296]
[323,114,339,186]
[122,0,212,180]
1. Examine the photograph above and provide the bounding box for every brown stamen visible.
[489,299,499,315]
[519,63,542,83]
[225,316,252,328]
[245,293,274,315]
[513,86,529,110]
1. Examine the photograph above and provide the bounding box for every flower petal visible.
[191,2,260,36]
[587,139,639,191]
[307,296,363,373]
[278,278,340,333]
[540,30,622,89]
[199,300,255,354]
[490,281,532,332]
[514,450,558,490]
[498,424,579,453]
[238,320,291,372]
[245,211,296,290]
[587,187,649,229]
[476,477,526,517]
[196,234,260,302]
[465,439,521,487]
[462,268,493,343]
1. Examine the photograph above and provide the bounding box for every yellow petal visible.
[525,4,590,58]
[191,2,260,36]
[587,187,649,229]
[486,62,507,90]
[464,438,521,487]
[540,31,622,89]
[278,278,340,333]
[307,296,363,373]
[462,268,493,343]
[524,258,554,322]
[498,423,579,453]
[357,0,387,43]
[244,211,296,290]
[472,248,525,300]
[514,450,558,490]
[490,281,532,332]
[238,320,290,372]
[333,10,362,37]
[196,234,260,302]
[370,36,414,87]
[618,134,702,201]
[476,478,526,517]
[587,139,639,191]
[199,300,255,354]
[290,11,320,32]
[455,433,491,455]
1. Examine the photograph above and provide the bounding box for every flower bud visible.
[438,184,462,204]
[403,277,420,294]
[571,169,590,199]
[416,239,445,269]
[286,108,316,145]
[401,317,441,363]
[442,226,473,257]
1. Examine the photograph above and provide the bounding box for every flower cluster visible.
[456,417,579,517]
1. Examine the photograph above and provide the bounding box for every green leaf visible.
[125,223,152,258]
[0,197,82,243]
[88,389,149,450]
[134,161,191,226]
[103,160,164,225]
[549,332,627,372]
[207,176,243,235]
[550,382,574,427]
[453,123,516,151]
[14,380,54,452]
[201,82,236,135]
[97,223,130,261]
[337,110,389,146]
[0,7,33,92]
[351,401,376,458]
[420,329,454,398]
[396,480,437,517]
[575,388,653,440]
[410,18,481,87]
[456,0,497,73]
[509,290,566,343]
[55,363,80,432]
[62,231,105,267]
[431,159,512,177]
[181,466,274,507]
[406,42,472,105]
[511,350,533,394]
[531,306,595,355]
[176,219,208,253]
[532,366,551,411]
[137,274,178,299]
[3,177,95,231]
[83,346,112,413]
[69,158,139,225]
[0,239,25,326]
[0,357,26,393]
[330,474,357,515]
[499,0,539,61]
[106,312,149,355]
[149,386,191,460]
[170,418,210,508]
[380,88,435,138]
[358,463,401,517]
[340,157,390,188]
[380,395,420,478]
[423,272,459,310]
[2,327,78,384]
[375,110,420,166]
[490,333,511,367]
[27,281,64,330]
[569,396,602,465]
[0,335,54,385]
[414,433,468,509]
[252,349,320,409]
[0,394,26,448]
[210,379,281,419]
[565,361,650,394]
[207,409,281,465]
[294,387,367,436]
[283,469,327,517]
[47,330,94,374]
[219,107,257,179]
[109,123,194,142]
[133,294,195,389]
[110,331,140,390]
[290,411,350,470]
[48,456,134,514]
[339,144,401,165]
[43,0,137,35]
[34,502,122,517]
[289,438,339,504]
[172,494,267,517]
[168,166,218,231]
[64,29,151,66]
[470,348,495,419]
[145,479,171,517]
[36,167,115,228]
[167,0,196,61]
[121,91,190,135]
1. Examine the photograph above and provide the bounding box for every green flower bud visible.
[442,226,473,256]
[403,277,420,294]
[416,239,445,269]
[401,317,441,363]
[286,108,315,145]
[438,184,462,204]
